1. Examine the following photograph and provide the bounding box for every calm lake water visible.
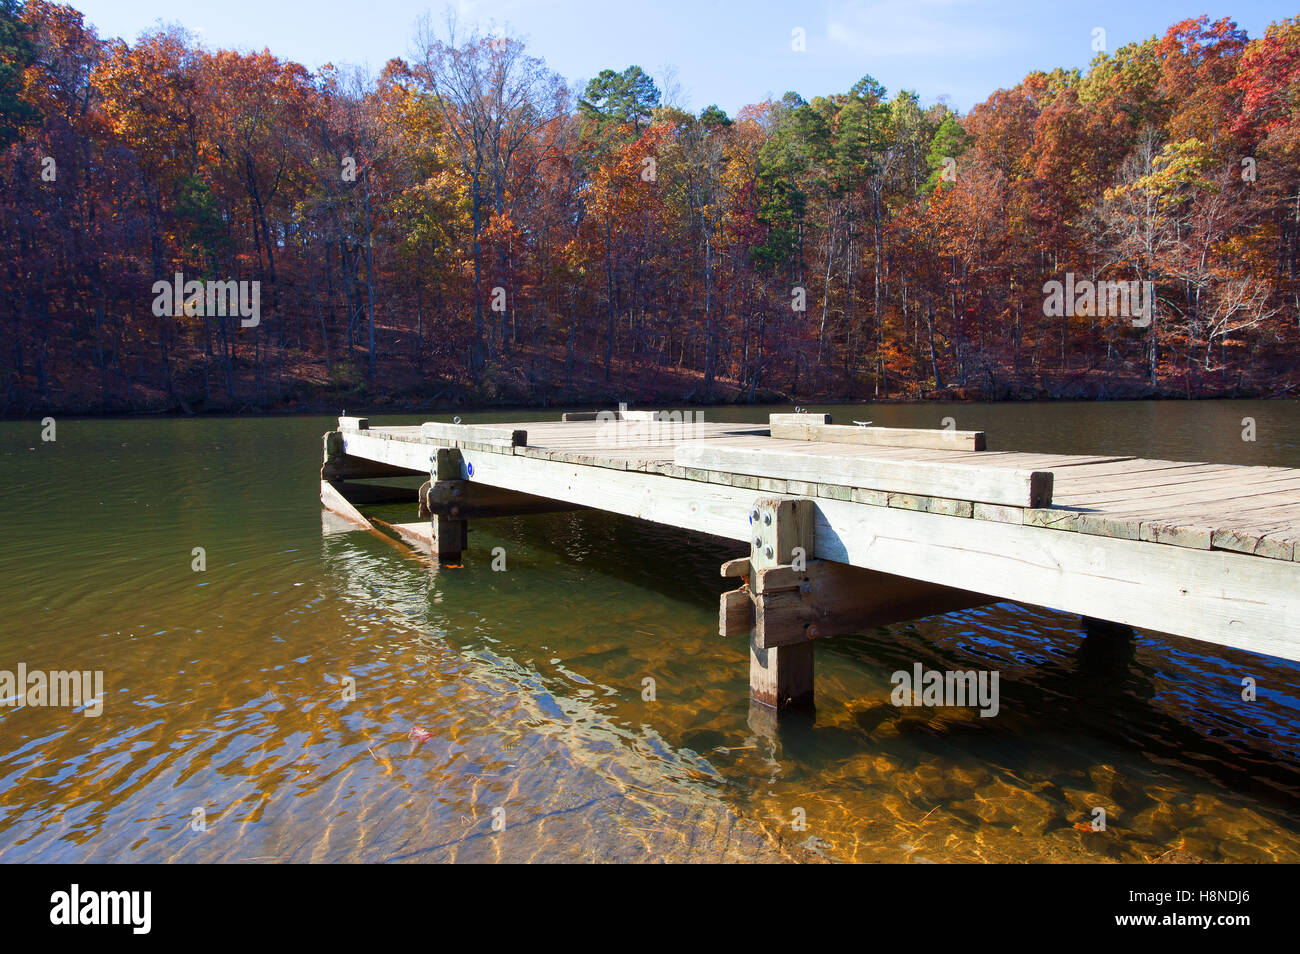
[1,400,1298,863]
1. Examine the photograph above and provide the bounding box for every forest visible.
[1,1,1299,414]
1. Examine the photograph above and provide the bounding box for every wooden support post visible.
[430,514,468,560]
[750,639,815,712]
[324,430,345,465]
[748,497,816,711]
[1082,615,1135,641]
[430,447,467,562]
[1081,616,1133,647]
[1078,615,1137,671]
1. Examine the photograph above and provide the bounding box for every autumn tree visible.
[415,19,567,371]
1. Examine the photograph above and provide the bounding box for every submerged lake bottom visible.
[0,400,1298,863]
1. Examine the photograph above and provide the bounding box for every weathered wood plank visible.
[1077,484,1300,524]
[420,421,527,446]
[320,480,370,528]
[1032,481,1300,543]
[1052,459,1212,480]
[852,487,889,507]
[887,493,974,517]
[816,482,854,501]
[1057,502,1143,527]
[1057,470,1300,507]
[1055,463,1267,495]
[771,419,986,451]
[675,443,1053,507]
[721,557,751,578]
[974,502,1025,525]
[769,412,832,426]
[1212,524,1296,561]
[720,587,754,638]
[752,562,998,648]
[377,520,434,552]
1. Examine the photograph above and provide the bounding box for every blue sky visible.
[68,0,1295,114]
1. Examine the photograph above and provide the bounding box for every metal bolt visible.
[753,536,762,549]
[764,545,774,559]
[805,624,820,640]
[750,509,759,522]
[763,512,772,525]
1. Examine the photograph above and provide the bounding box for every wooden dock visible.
[320,410,1300,712]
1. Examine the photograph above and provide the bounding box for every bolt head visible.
[763,512,772,525]
[753,536,762,548]
[764,545,774,559]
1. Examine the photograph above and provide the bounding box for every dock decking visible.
[321,411,1300,711]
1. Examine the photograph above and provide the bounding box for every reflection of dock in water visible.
[315,517,800,863]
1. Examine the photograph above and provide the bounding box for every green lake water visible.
[0,399,1297,862]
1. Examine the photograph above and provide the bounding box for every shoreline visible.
[3,387,1296,423]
